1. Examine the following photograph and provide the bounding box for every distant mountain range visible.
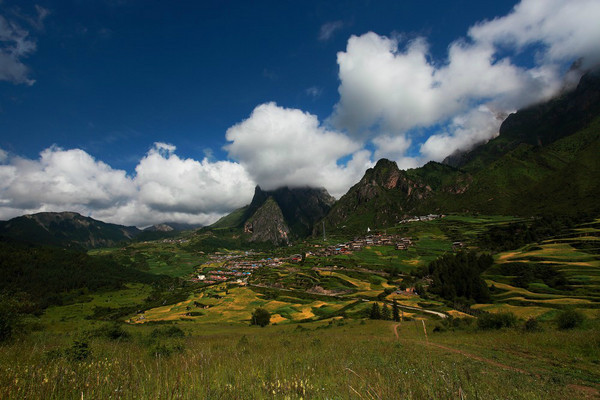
[0,212,140,249]
[2,70,599,248]
[0,213,202,249]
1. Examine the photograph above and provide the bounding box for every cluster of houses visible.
[191,254,288,285]
[193,269,252,285]
[399,214,443,224]
[159,238,190,244]
[312,234,414,257]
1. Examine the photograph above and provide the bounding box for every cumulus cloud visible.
[0,144,255,227]
[0,146,134,211]
[225,102,368,197]
[135,142,255,215]
[0,8,41,85]
[330,0,600,162]
[420,107,506,162]
[319,20,344,41]
[372,134,418,169]
[469,0,600,67]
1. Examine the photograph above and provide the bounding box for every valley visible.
[2,213,598,398]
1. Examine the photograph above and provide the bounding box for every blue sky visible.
[1,0,599,226]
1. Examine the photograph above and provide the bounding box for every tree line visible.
[477,214,595,252]
[417,251,492,304]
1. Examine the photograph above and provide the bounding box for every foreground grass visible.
[1,320,598,399]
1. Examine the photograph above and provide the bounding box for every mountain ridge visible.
[0,211,141,249]
[318,69,600,234]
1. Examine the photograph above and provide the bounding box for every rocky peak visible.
[364,158,402,188]
[244,197,290,245]
[237,185,335,241]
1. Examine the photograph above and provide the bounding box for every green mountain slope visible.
[320,70,600,233]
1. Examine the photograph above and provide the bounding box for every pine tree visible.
[381,304,391,320]
[369,302,381,319]
[392,299,400,322]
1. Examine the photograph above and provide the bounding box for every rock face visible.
[321,159,437,232]
[0,212,141,249]
[144,224,174,232]
[244,197,290,244]
[213,185,335,244]
[143,222,202,232]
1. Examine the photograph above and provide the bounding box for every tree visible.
[0,310,13,342]
[251,308,271,327]
[381,304,391,320]
[392,299,400,322]
[369,302,381,320]
[556,309,585,330]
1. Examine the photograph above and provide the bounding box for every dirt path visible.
[392,323,536,376]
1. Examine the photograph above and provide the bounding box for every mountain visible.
[210,186,335,244]
[320,69,600,233]
[143,222,202,232]
[446,68,600,171]
[0,212,141,249]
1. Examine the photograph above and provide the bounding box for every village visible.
[190,232,416,286]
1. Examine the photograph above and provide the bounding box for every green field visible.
[1,319,599,399]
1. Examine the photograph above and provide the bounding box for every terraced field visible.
[136,285,358,324]
[78,215,600,329]
[482,222,600,319]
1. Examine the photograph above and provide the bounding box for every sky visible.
[1,0,599,227]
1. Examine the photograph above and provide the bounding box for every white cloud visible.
[330,0,600,163]
[319,150,374,197]
[0,146,134,210]
[225,102,367,197]
[134,143,254,215]
[332,34,439,137]
[0,144,256,227]
[373,134,411,162]
[469,0,600,67]
[0,12,37,85]
[319,20,344,41]
[420,107,505,162]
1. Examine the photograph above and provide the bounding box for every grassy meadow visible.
[2,319,599,399]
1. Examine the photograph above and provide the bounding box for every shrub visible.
[67,339,91,361]
[523,317,541,332]
[150,326,185,339]
[94,323,131,341]
[237,335,249,347]
[43,348,63,361]
[0,311,13,342]
[251,308,271,327]
[477,312,517,330]
[148,342,184,358]
[556,309,586,330]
